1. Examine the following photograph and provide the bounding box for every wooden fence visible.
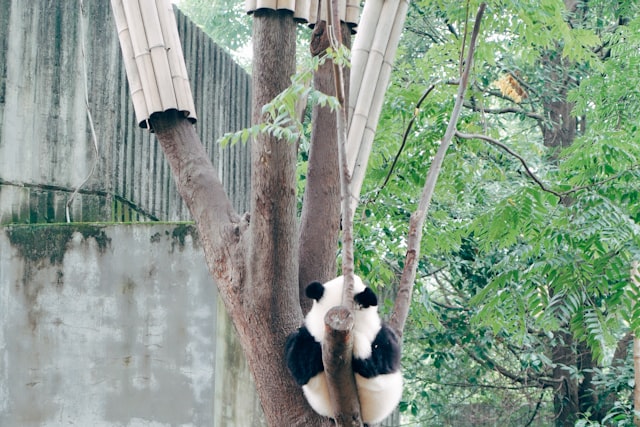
[0,0,251,224]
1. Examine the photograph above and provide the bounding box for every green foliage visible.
[178,0,251,52]
[356,0,640,424]
[217,49,345,147]
[185,0,640,424]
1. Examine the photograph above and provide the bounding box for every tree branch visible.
[463,102,545,122]
[455,131,564,199]
[374,82,440,200]
[327,0,355,309]
[323,0,361,425]
[462,345,555,389]
[455,131,640,202]
[523,390,547,427]
[298,19,349,313]
[389,2,487,337]
[322,307,361,426]
[149,111,245,298]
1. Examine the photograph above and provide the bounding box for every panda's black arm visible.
[352,324,401,378]
[284,327,324,386]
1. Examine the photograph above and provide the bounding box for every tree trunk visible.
[551,331,580,427]
[298,20,351,314]
[148,9,335,426]
[246,9,333,426]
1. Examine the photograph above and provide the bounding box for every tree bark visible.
[149,111,245,309]
[298,20,351,314]
[551,331,580,427]
[323,306,362,426]
[246,9,333,426]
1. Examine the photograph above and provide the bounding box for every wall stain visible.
[6,223,111,265]
[169,223,199,252]
[5,224,112,332]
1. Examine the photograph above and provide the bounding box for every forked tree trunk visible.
[298,20,352,313]
[147,9,335,426]
[246,9,332,426]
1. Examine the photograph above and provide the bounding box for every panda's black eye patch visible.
[354,287,378,308]
[305,281,325,301]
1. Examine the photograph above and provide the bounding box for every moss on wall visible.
[170,223,199,250]
[5,223,111,265]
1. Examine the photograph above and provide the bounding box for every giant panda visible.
[284,275,403,425]
[351,281,404,425]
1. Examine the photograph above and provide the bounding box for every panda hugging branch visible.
[285,275,403,426]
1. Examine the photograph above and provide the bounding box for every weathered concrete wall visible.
[0,223,265,426]
[0,0,251,224]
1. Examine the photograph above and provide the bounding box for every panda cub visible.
[285,275,403,425]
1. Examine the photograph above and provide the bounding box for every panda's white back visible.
[356,371,403,425]
[302,373,333,418]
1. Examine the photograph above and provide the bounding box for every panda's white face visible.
[304,275,367,343]
[352,287,382,360]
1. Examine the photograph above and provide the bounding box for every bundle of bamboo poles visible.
[245,0,360,28]
[111,0,197,130]
[347,0,409,218]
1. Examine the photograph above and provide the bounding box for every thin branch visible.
[463,102,545,122]
[389,2,487,337]
[67,0,99,222]
[325,1,361,425]
[430,299,466,311]
[459,0,470,76]
[455,131,564,199]
[523,390,547,427]
[562,164,640,196]
[455,131,640,201]
[327,0,355,308]
[462,346,555,389]
[374,81,440,200]
[421,379,544,391]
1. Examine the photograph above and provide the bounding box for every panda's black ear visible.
[305,281,325,301]
[355,287,378,308]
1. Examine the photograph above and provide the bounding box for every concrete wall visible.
[0,0,251,224]
[0,2,264,424]
[0,223,265,427]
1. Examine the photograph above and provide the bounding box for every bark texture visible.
[298,20,352,314]
[148,10,335,425]
[247,9,334,426]
[322,307,362,426]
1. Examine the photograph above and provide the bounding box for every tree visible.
[359,0,640,425]
[122,1,406,424]
[112,0,493,422]
[114,0,640,425]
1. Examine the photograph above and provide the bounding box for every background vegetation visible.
[181,1,640,425]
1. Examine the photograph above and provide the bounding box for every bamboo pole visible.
[348,0,383,122]
[348,0,400,146]
[111,0,196,129]
[156,0,196,118]
[122,0,163,114]
[141,2,177,110]
[347,0,409,218]
[111,0,149,123]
